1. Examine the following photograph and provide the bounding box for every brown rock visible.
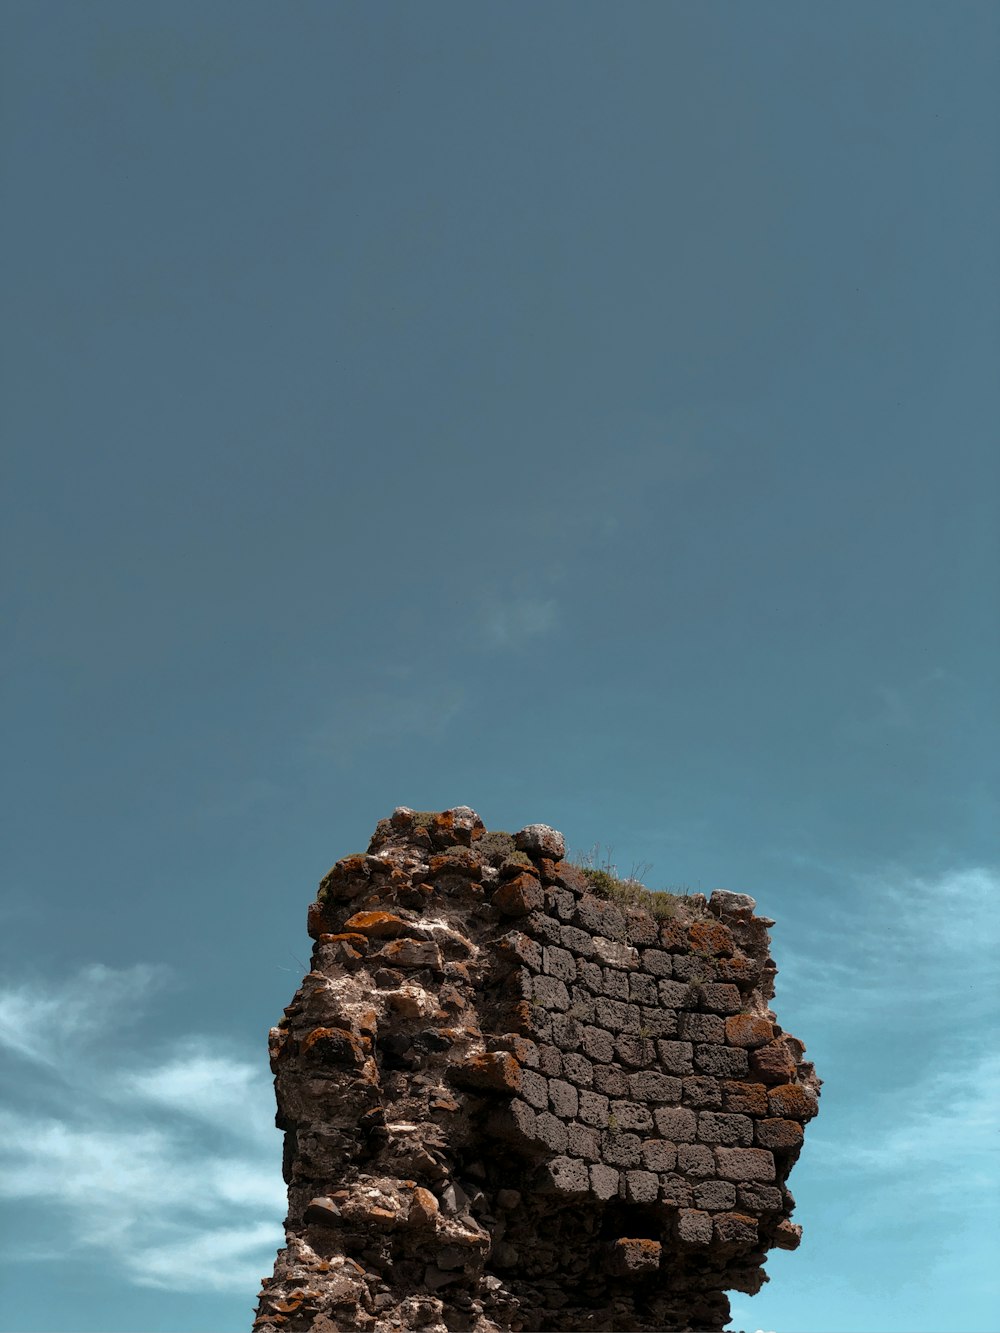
[492,873,544,916]
[449,1051,521,1095]
[342,911,418,938]
[607,1237,662,1275]
[725,1014,774,1048]
[375,938,443,970]
[749,1038,798,1084]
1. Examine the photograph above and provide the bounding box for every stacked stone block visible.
[255,808,820,1333]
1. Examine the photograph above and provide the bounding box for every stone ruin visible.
[254,807,821,1332]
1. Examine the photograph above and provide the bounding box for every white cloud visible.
[807,1045,1000,1217]
[0,962,168,1066]
[477,595,557,648]
[0,965,285,1297]
[125,1221,284,1293]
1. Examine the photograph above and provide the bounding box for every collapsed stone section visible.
[255,808,821,1333]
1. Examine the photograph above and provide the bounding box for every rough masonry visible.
[254,807,821,1332]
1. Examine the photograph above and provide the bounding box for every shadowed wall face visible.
[256,808,821,1333]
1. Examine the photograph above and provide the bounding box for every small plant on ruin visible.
[570,843,704,921]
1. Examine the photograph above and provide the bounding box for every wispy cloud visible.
[0,965,284,1296]
[0,962,168,1066]
[476,595,558,648]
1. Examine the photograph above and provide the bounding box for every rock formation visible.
[254,807,820,1333]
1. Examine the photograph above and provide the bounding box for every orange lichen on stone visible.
[724,1015,774,1048]
[300,1026,370,1066]
[342,911,415,938]
[492,873,544,916]
[721,1080,769,1116]
[767,1082,819,1120]
[450,1051,521,1095]
[749,1038,798,1085]
[689,920,735,957]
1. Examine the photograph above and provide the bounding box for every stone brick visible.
[676,1209,713,1245]
[713,1212,758,1247]
[737,1183,782,1213]
[678,1012,725,1043]
[533,1111,569,1154]
[671,954,717,982]
[721,1080,768,1115]
[724,1014,774,1048]
[543,945,577,981]
[660,1174,693,1208]
[532,975,571,1012]
[624,908,659,947]
[592,937,640,969]
[581,1025,615,1063]
[601,1129,642,1168]
[522,911,562,945]
[716,954,763,986]
[493,873,544,917]
[624,1169,660,1204]
[538,1155,589,1196]
[550,1013,585,1052]
[659,919,690,952]
[694,1180,737,1211]
[688,919,735,956]
[545,888,576,921]
[610,1100,653,1133]
[576,959,603,992]
[656,1040,694,1075]
[696,1112,753,1146]
[628,1071,682,1103]
[749,1039,797,1085]
[589,1163,620,1201]
[767,1082,819,1120]
[657,979,691,1008]
[578,1089,610,1128]
[537,1043,563,1076]
[676,1143,715,1177]
[549,1078,579,1118]
[699,983,743,1014]
[592,1064,628,1097]
[640,1138,677,1172]
[639,1007,678,1038]
[567,1121,601,1161]
[573,895,626,939]
[560,925,594,956]
[653,1106,696,1142]
[694,1044,749,1078]
[486,1097,537,1144]
[607,1237,661,1276]
[615,1034,657,1068]
[594,997,628,1031]
[449,1052,521,1095]
[774,1219,803,1250]
[628,973,659,1005]
[601,969,630,1000]
[567,988,595,1023]
[682,1077,723,1109]
[561,1052,593,1088]
[715,1147,776,1182]
[519,1068,549,1110]
[640,948,673,977]
[755,1118,804,1150]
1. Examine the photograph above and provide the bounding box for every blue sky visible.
[1,3,997,1331]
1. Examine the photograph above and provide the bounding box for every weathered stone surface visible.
[256,809,821,1333]
[493,873,544,916]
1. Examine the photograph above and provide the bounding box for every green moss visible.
[410,811,439,829]
[473,830,517,865]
